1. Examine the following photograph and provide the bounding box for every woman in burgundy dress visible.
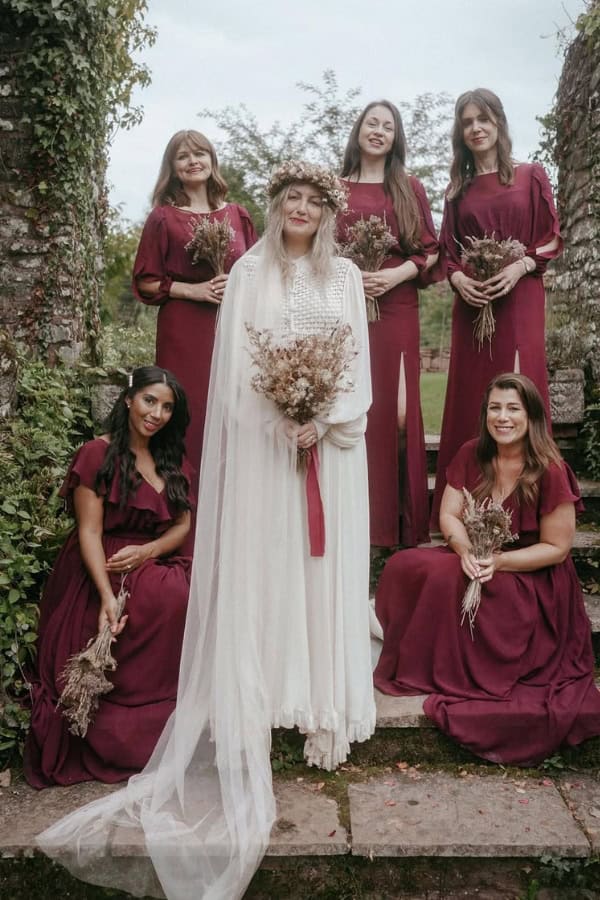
[431,88,562,528]
[133,129,258,478]
[25,366,194,787]
[375,373,600,766]
[339,101,440,548]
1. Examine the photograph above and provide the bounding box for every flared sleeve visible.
[132,207,172,305]
[315,261,372,449]
[439,191,463,280]
[526,163,563,274]
[411,177,444,287]
[59,438,110,513]
[445,439,478,491]
[237,205,259,251]
[539,461,584,516]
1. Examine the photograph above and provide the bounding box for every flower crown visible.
[267,160,348,213]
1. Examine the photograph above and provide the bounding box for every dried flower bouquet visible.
[341,215,396,322]
[185,215,235,273]
[246,322,356,467]
[58,578,129,737]
[459,235,526,349]
[460,488,517,637]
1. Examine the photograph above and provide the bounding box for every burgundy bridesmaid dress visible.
[338,178,440,547]
[133,204,257,481]
[431,164,562,528]
[25,439,194,787]
[374,439,600,766]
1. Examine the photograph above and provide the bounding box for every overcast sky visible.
[107,0,585,223]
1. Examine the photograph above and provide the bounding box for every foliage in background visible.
[4,0,155,360]
[0,356,93,764]
[200,71,453,231]
[419,283,452,352]
[102,208,143,325]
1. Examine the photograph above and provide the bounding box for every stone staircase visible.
[1,440,599,899]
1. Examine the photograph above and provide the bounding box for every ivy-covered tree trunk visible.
[0,0,154,368]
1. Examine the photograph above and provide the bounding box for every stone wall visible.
[0,33,102,371]
[547,29,600,388]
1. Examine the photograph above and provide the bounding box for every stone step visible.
[2,770,599,899]
[426,469,600,509]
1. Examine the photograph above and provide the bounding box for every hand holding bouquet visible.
[58,578,129,737]
[459,488,518,637]
[246,323,356,468]
[459,235,526,350]
[341,215,397,322]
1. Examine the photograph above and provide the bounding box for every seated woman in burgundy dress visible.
[133,129,258,479]
[25,366,194,787]
[374,373,600,766]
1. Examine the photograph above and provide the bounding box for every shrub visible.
[0,357,93,764]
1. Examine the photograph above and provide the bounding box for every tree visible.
[200,71,453,230]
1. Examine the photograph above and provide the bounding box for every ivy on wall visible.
[4,0,156,361]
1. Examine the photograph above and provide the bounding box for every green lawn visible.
[420,371,447,435]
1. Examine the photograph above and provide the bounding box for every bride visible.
[37,160,375,899]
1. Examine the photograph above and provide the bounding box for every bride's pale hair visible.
[263,182,338,282]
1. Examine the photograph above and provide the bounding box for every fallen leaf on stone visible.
[328,829,336,837]
[519,799,530,805]
[589,807,600,819]
[384,800,397,807]
[383,780,395,786]
[515,788,527,794]
[314,782,325,792]
[395,761,409,770]
[459,770,468,777]
[296,777,304,783]
[541,779,553,787]
[0,770,10,788]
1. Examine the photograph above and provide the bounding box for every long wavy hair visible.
[447,88,514,200]
[474,373,561,506]
[151,130,228,209]
[263,182,338,281]
[340,100,422,253]
[95,366,192,511]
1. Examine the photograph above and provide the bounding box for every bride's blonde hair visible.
[263,182,338,282]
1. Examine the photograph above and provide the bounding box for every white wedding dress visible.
[37,242,375,899]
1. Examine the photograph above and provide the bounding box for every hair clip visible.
[127,373,133,388]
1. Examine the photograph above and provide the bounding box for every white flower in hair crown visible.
[267,160,348,213]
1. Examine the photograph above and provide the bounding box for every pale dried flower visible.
[341,215,397,322]
[459,235,526,350]
[267,160,348,213]
[185,215,235,273]
[246,323,356,466]
[460,488,518,637]
[58,579,129,737]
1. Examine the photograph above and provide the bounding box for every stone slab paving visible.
[375,688,431,728]
[558,773,600,853]
[268,781,348,855]
[572,530,600,555]
[0,777,347,859]
[0,780,117,857]
[585,593,600,632]
[348,773,590,858]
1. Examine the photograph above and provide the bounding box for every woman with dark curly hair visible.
[25,366,194,787]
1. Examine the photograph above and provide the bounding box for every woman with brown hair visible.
[133,129,257,475]
[339,100,440,548]
[374,373,600,765]
[431,88,562,528]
